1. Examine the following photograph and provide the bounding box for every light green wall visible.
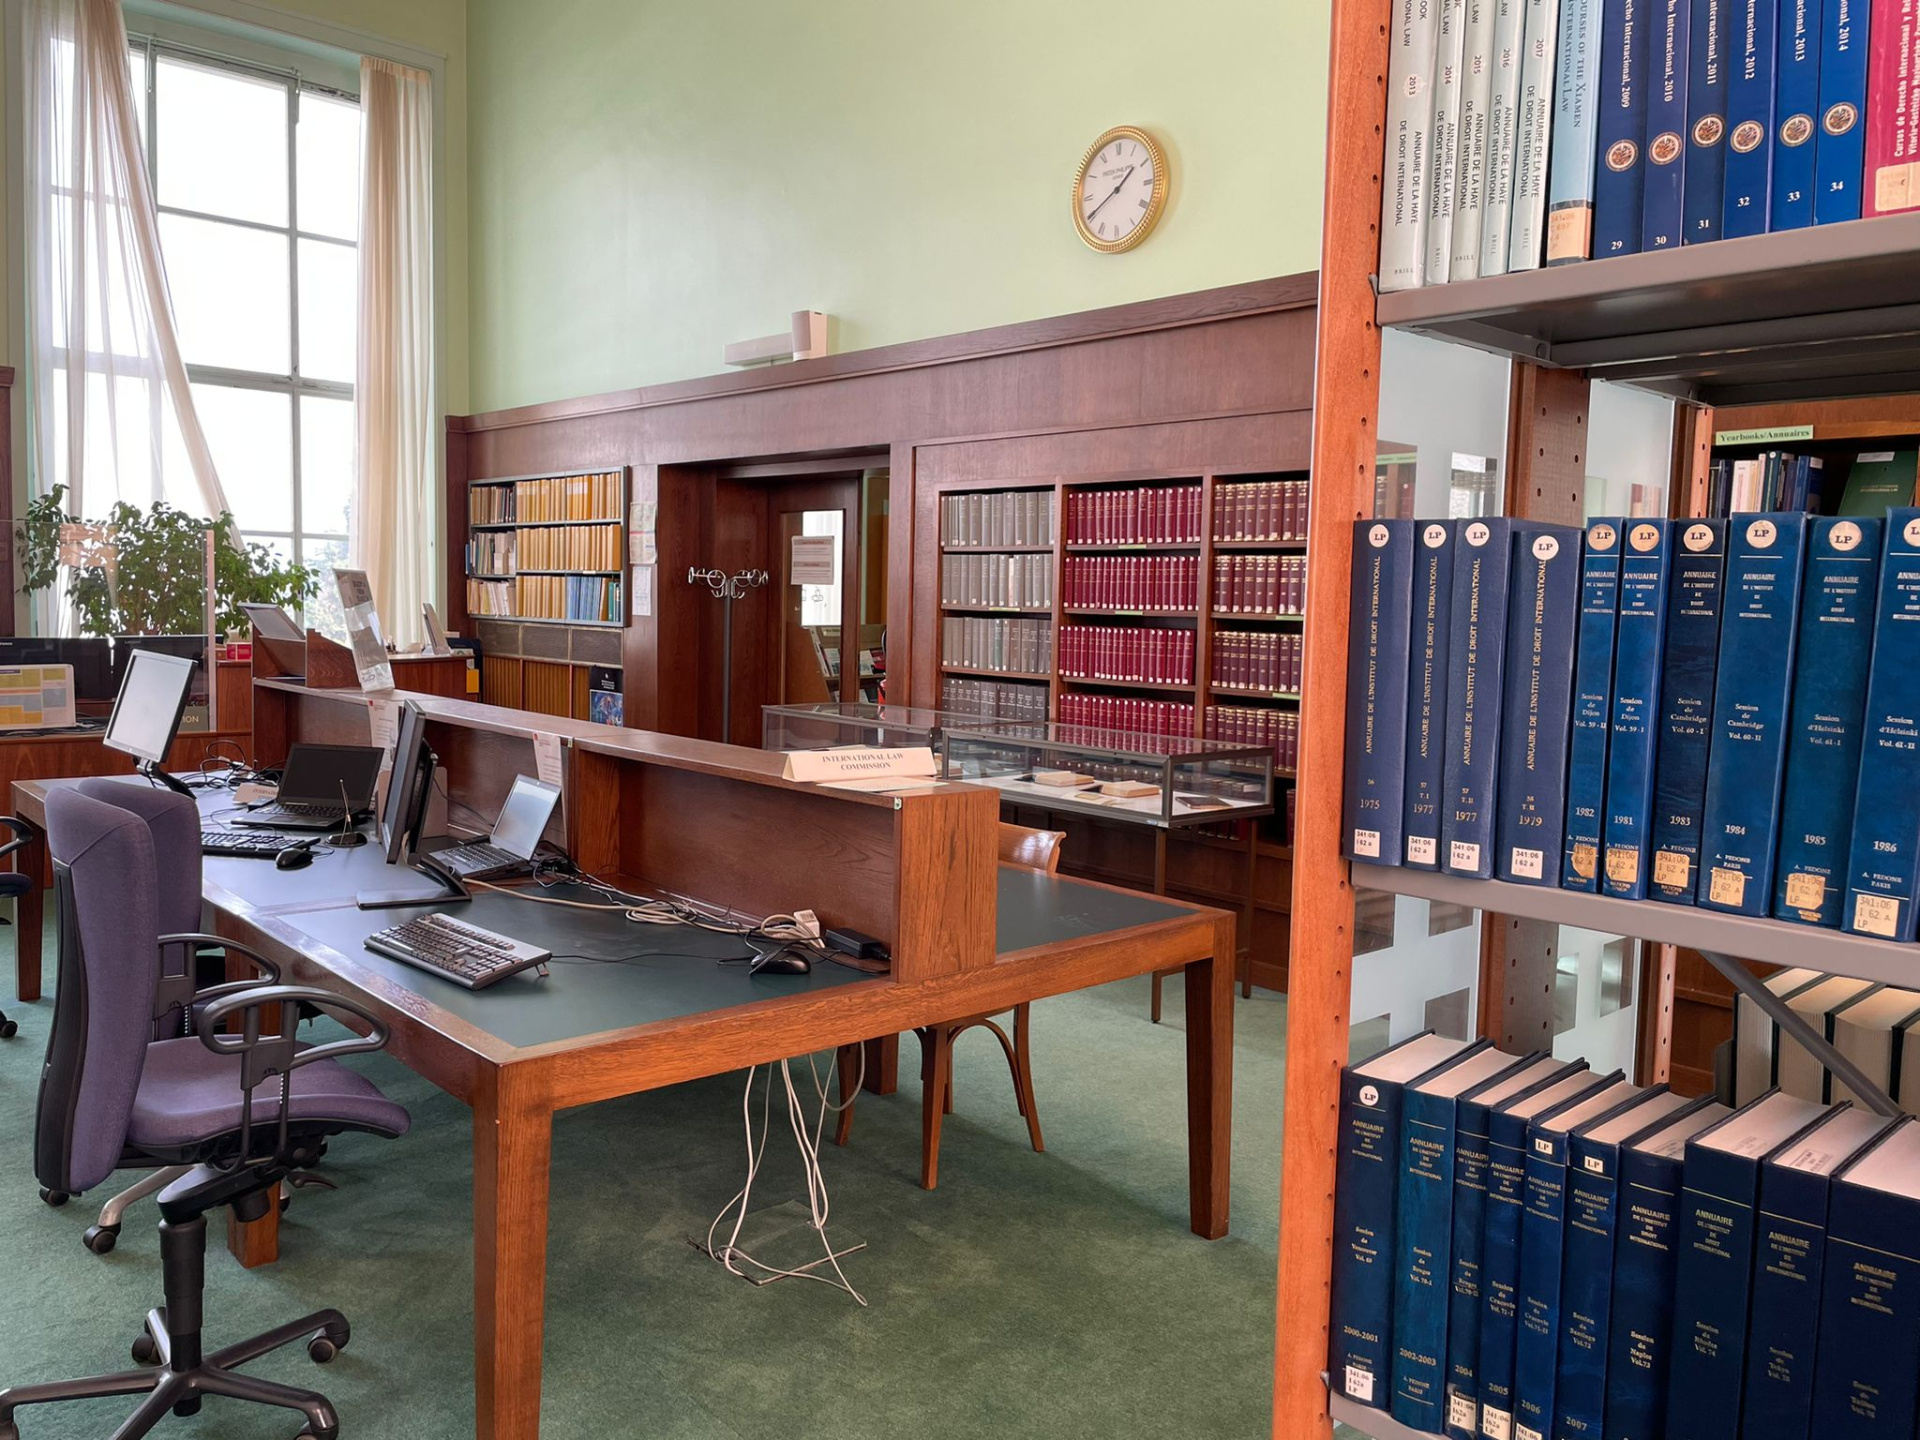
[466,0,1328,414]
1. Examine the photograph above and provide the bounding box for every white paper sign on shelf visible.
[531,730,565,789]
[631,566,653,618]
[367,697,399,773]
[783,746,936,783]
[789,535,837,586]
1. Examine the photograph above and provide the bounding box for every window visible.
[127,37,360,630]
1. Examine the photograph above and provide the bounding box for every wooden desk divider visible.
[252,630,470,699]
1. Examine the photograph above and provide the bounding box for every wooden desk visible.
[11,696,1235,1440]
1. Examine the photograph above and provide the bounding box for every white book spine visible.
[1452,0,1499,276]
[1426,0,1471,282]
[1479,0,1530,274]
[1505,0,1565,271]
[1380,0,1445,290]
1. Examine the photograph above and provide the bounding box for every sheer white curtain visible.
[23,0,232,631]
[350,56,435,648]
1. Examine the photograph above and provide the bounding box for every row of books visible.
[471,472,624,525]
[1215,553,1308,616]
[1064,485,1203,546]
[1061,555,1200,612]
[1734,967,1920,1110]
[1214,479,1310,543]
[939,675,1049,724]
[1380,0,1920,290]
[939,616,1053,676]
[512,523,624,573]
[1333,1031,1920,1440]
[941,489,1055,551]
[1343,510,1920,940]
[1058,624,1196,686]
[465,532,514,578]
[1707,446,1917,518]
[1058,693,1194,738]
[1214,631,1303,696]
[939,552,1053,610]
[1206,703,1301,772]
[510,574,622,624]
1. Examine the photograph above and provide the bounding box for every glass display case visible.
[942,723,1273,829]
[761,701,973,757]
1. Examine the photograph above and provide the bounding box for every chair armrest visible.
[159,932,283,984]
[0,815,36,864]
[195,985,389,1067]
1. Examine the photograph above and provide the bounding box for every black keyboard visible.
[364,913,551,990]
[201,828,293,858]
[436,842,526,877]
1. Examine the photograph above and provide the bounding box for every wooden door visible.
[766,479,861,705]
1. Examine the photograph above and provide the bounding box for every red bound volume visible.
[1868,0,1920,217]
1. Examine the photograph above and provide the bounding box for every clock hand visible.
[1086,165,1137,222]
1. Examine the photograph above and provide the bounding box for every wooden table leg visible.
[1183,915,1236,1240]
[226,1186,281,1267]
[861,1033,899,1095]
[14,826,44,1003]
[476,1064,553,1440]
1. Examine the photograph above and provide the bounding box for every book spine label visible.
[1384,0,1447,288]
[1774,517,1882,926]
[1444,519,1516,877]
[1812,0,1871,221]
[1564,521,1625,890]
[1346,521,1418,865]
[1395,1092,1464,1431]
[1603,521,1674,899]
[1485,0,1535,272]
[1479,1114,1533,1437]
[1699,514,1809,916]
[1332,1073,1408,1407]
[1548,0,1613,261]
[1769,0,1823,227]
[1721,0,1780,234]
[1739,1166,1829,1440]
[1845,509,1920,940]
[1407,522,1459,868]
[1510,0,1569,269]
[1432,0,1473,282]
[1649,520,1730,904]
[1450,1104,1500,1437]
[1643,0,1695,247]
[1593,0,1653,257]
[1684,0,1731,240]
[1498,525,1583,884]
[1606,1150,1687,1440]
[1554,1138,1622,1440]
[1514,1135,1576,1438]
[1811,1180,1920,1437]
[1456,0,1501,275]
[1665,1153,1762,1440]
[1865,0,1920,215]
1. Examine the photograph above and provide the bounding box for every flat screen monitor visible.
[103,650,196,764]
[380,701,435,864]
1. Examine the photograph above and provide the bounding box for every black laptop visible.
[237,744,385,831]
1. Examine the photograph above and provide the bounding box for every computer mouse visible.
[275,845,316,871]
[749,945,813,975]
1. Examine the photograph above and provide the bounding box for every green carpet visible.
[0,925,1285,1438]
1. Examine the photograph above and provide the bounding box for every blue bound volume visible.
[1741,1108,1894,1440]
[1811,0,1870,223]
[1683,0,1731,241]
[1345,520,1417,866]
[1594,0,1652,256]
[1554,1089,1693,1440]
[1392,1044,1523,1432]
[1603,520,1673,899]
[1642,0,1694,248]
[1698,513,1810,917]
[1649,520,1730,905]
[1774,517,1882,927]
[1604,1101,1730,1440]
[1406,521,1459,869]
[1810,1120,1920,1438]
[1564,520,1624,891]
[1449,1056,1570,1439]
[1665,1091,1830,1440]
[1720,0,1779,236]
[1844,510,1920,941]
[1443,518,1517,878]
[1479,1066,1604,1440]
[1769,0,1823,228]
[1497,523,1584,885]
[1512,1077,1643,1440]
[1332,1032,1481,1409]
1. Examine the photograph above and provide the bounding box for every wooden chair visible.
[834,822,1063,1189]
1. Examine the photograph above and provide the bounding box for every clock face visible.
[1073,126,1168,252]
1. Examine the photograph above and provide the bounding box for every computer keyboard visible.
[201,828,293,858]
[364,912,551,990]
[436,841,525,876]
[246,803,347,823]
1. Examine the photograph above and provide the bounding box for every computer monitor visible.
[380,701,436,865]
[103,649,197,796]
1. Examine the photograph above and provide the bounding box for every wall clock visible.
[1072,125,1169,253]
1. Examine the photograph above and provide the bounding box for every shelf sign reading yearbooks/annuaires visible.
[783,746,937,784]
[790,535,837,586]
[332,567,395,691]
[1712,424,1816,446]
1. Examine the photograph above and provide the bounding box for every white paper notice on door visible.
[790,535,836,586]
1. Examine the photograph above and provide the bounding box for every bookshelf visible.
[463,469,628,628]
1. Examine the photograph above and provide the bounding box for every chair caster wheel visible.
[40,1187,69,1207]
[307,1336,338,1364]
[84,1223,120,1254]
[0,1018,17,1038]
[132,1332,159,1364]
[279,1191,292,1215]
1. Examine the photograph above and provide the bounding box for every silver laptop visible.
[429,776,563,879]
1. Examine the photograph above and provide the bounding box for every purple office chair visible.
[1,787,409,1440]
